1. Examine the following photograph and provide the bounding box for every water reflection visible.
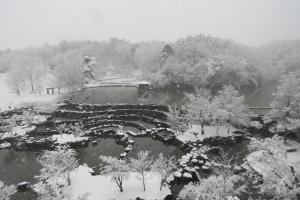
[128,137,184,159]
[64,85,275,108]
[76,138,125,174]
[0,149,40,200]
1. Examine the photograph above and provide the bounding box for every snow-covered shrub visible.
[178,175,245,200]
[0,181,16,200]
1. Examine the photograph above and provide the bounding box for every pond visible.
[64,85,276,108]
[62,86,188,105]
[0,136,184,200]
[0,149,39,200]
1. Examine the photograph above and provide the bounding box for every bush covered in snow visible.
[0,181,16,200]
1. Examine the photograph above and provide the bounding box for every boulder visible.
[16,182,30,192]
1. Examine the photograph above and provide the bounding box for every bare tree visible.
[130,151,153,191]
[99,156,130,192]
[212,85,249,134]
[152,153,177,191]
[186,88,214,135]
[53,50,84,92]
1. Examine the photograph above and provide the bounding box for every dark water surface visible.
[0,136,184,200]
[65,85,275,108]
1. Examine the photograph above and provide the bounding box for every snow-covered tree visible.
[0,181,16,200]
[270,72,300,121]
[152,153,177,191]
[53,50,84,91]
[6,65,25,96]
[212,85,249,133]
[35,146,78,200]
[130,151,153,191]
[169,106,189,133]
[134,41,165,73]
[99,156,130,192]
[186,88,214,135]
[246,135,300,199]
[178,175,246,200]
[82,55,96,82]
[37,145,79,186]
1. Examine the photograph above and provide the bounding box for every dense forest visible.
[0,35,300,94]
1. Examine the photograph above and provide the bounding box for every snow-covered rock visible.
[174,171,182,177]
[126,130,138,136]
[17,182,30,191]
[250,121,263,129]
[32,115,49,124]
[0,142,11,149]
[183,172,192,178]
[246,150,295,181]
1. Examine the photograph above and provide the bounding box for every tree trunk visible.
[118,180,123,192]
[16,88,20,96]
[142,172,146,191]
[115,177,124,192]
[201,123,204,135]
[160,180,163,191]
[227,125,230,134]
[67,173,71,185]
[216,124,220,135]
[30,78,35,93]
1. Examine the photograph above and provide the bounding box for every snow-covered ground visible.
[286,142,300,176]
[52,134,89,144]
[0,73,58,111]
[70,165,171,200]
[0,125,36,139]
[177,125,236,142]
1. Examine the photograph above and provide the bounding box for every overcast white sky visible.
[0,0,300,49]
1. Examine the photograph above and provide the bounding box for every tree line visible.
[0,35,299,95]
